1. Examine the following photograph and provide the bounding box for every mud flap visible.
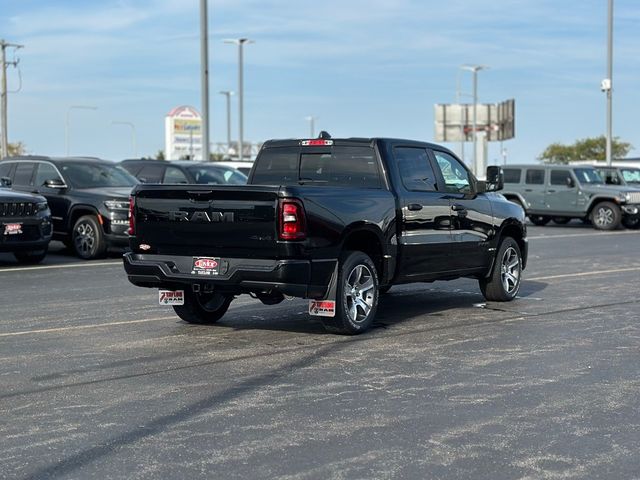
[308,262,339,317]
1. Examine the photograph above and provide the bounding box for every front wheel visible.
[320,251,379,334]
[72,215,107,259]
[173,290,233,324]
[590,202,621,231]
[480,237,522,302]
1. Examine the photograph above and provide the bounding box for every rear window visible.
[525,169,545,185]
[503,168,521,184]
[252,146,381,188]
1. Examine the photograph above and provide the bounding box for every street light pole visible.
[605,0,614,166]
[65,105,97,156]
[111,121,137,158]
[224,38,253,161]
[461,65,488,175]
[200,0,210,162]
[219,90,234,153]
[305,116,317,138]
[0,39,23,159]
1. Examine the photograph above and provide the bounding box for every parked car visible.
[120,159,248,185]
[0,156,138,259]
[211,161,254,176]
[0,176,52,263]
[501,164,640,230]
[124,134,527,334]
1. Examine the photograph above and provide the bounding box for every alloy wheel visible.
[594,207,614,227]
[74,221,95,256]
[345,264,375,323]
[500,246,521,295]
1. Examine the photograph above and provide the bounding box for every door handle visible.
[524,189,533,192]
[451,204,467,212]
[407,203,423,211]
[547,189,556,193]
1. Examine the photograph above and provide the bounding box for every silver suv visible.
[501,164,640,230]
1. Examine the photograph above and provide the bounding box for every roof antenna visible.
[318,131,331,139]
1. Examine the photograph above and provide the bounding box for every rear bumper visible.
[123,253,336,299]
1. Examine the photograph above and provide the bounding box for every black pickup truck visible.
[124,135,528,334]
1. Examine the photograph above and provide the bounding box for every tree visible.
[155,149,165,160]
[539,136,632,164]
[7,142,26,156]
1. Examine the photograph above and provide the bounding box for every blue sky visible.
[1,0,639,164]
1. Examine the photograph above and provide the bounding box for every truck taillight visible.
[128,197,135,235]
[279,199,306,240]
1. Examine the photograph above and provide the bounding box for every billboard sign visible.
[165,106,203,160]
[434,99,515,143]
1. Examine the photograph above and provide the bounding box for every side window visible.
[393,147,437,192]
[525,169,545,185]
[433,151,471,193]
[503,168,522,184]
[163,166,189,184]
[137,164,164,183]
[0,162,14,180]
[13,162,36,186]
[550,170,571,186]
[34,163,62,187]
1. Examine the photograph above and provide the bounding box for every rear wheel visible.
[590,201,621,231]
[480,237,522,302]
[529,215,550,226]
[13,249,47,264]
[320,251,379,334]
[173,290,233,324]
[72,215,107,259]
[552,217,570,225]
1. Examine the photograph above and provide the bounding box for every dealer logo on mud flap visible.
[159,290,185,305]
[309,300,336,317]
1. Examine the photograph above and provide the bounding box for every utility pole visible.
[605,0,614,166]
[219,90,234,154]
[224,38,254,161]
[1,40,24,159]
[461,65,488,176]
[305,116,317,138]
[200,0,210,162]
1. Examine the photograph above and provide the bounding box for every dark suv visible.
[120,159,247,185]
[0,157,138,259]
[0,177,52,263]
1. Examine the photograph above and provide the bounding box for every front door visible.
[545,169,580,214]
[431,150,493,271]
[394,146,453,280]
[33,162,71,236]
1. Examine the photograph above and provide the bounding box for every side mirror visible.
[485,166,504,192]
[566,177,575,188]
[0,176,12,188]
[44,178,67,189]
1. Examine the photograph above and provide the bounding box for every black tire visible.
[13,249,47,264]
[320,251,379,335]
[590,201,621,231]
[529,215,550,226]
[622,216,640,230]
[72,215,107,259]
[173,290,233,324]
[552,217,570,225]
[379,285,392,295]
[479,237,522,302]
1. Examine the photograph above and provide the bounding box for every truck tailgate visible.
[133,185,281,258]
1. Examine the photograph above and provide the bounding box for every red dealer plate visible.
[3,223,22,235]
[191,257,220,276]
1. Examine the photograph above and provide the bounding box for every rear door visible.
[431,150,493,270]
[394,146,453,279]
[523,168,547,212]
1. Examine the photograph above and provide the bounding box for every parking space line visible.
[528,230,637,240]
[0,260,121,273]
[528,266,640,282]
[0,317,175,337]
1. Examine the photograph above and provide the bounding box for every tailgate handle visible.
[187,190,213,195]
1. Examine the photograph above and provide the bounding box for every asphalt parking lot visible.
[1,224,639,480]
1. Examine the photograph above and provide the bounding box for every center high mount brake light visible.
[300,139,334,146]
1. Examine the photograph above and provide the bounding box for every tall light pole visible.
[305,116,317,138]
[219,90,234,153]
[461,65,488,175]
[605,0,614,166]
[1,39,23,159]
[200,0,210,162]
[65,105,97,156]
[224,38,253,161]
[111,121,137,158]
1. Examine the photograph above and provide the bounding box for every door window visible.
[433,151,471,193]
[13,162,36,186]
[0,162,14,180]
[525,169,545,185]
[34,163,63,187]
[163,166,189,184]
[137,164,164,183]
[550,170,571,186]
[503,168,522,184]
[393,147,437,192]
